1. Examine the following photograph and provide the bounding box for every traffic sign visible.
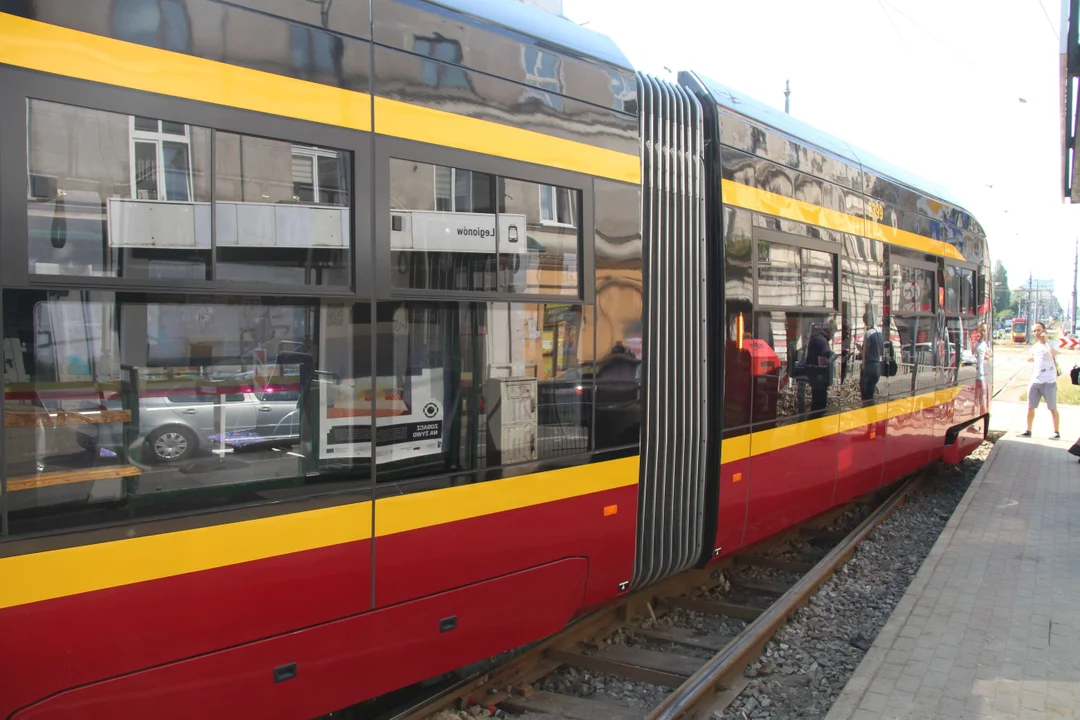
[1058,337,1079,350]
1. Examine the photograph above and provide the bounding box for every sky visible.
[563,0,1080,310]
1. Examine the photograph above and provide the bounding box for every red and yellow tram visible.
[0,2,990,718]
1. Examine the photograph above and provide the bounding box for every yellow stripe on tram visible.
[721,179,966,261]
[0,457,639,610]
[720,387,966,464]
[0,14,640,184]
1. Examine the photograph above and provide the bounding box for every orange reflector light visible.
[870,430,876,439]
[603,505,618,516]
[732,472,743,483]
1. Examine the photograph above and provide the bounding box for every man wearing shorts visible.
[1021,321,1060,439]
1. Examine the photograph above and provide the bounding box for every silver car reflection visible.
[76,391,300,463]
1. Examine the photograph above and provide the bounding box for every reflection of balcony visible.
[106,199,349,249]
[107,198,211,248]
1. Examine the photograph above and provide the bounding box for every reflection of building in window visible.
[111,0,191,52]
[609,71,638,113]
[434,166,491,212]
[291,146,348,204]
[524,47,562,93]
[289,25,343,76]
[415,36,470,89]
[130,117,193,201]
[539,185,576,226]
[522,47,564,110]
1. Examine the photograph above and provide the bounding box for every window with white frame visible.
[291,146,347,204]
[434,165,492,213]
[539,184,576,226]
[130,116,193,201]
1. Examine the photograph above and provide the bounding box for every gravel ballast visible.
[434,439,994,720]
[720,438,994,720]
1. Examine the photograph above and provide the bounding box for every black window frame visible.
[374,136,596,305]
[0,66,373,298]
[750,224,840,313]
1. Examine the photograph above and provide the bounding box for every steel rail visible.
[647,475,920,720]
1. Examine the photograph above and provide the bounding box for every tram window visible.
[959,268,975,314]
[944,265,960,313]
[502,178,580,296]
[755,239,836,309]
[723,303,754,432]
[26,99,212,280]
[723,207,753,303]
[594,179,643,450]
[214,132,351,286]
[840,236,886,409]
[390,159,497,292]
[1,289,374,537]
[892,265,934,313]
[756,241,801,306]
[367,300,595,486]
[887,316,936,396]
[801,248,836,308]
[389,160,582,296]
[745,310,840,426]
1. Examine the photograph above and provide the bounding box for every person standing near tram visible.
[1020,321,1060,439]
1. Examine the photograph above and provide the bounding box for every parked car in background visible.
[76,390,300,464]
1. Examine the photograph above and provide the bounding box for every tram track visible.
[383,474,926,720]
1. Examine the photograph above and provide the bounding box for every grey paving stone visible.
[824,414,1080,720]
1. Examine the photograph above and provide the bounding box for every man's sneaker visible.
[1052,432,1061,440]
[1019,430,1032,437]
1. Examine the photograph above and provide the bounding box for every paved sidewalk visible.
[826,402,1080,720]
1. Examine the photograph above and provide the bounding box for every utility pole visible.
[1028,272,1033,343]
[784,80,791,114]
[1073,239,1078,335]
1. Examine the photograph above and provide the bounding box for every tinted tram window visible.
[746,310,841,426]
[756,241,800,306]
[723,207,753,302]
[389,160,581,296]
[24,100,354,286]
[944,265,960,313]
[801,248,836,308]
[892,265,935,314]
[1,289,374,536]
[502,178,580,296]
[594,179,643,449]
[214,132,351,286]
[959,268,975,314]
[840,236,886,408]
[367,301,594,487]
[26,100,212,279]
[755,238,836,309]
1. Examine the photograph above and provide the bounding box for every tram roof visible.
[423,0,633,70]
[688,72,969,215]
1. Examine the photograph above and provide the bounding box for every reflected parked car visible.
[76,390,300,464]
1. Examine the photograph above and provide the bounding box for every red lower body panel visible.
[714,453,749,556]
[375,484,637,610]
[833,419,887,505]
[743,432,838,546]
[0,539,371,718]
[13,559,589,720]
[883,406,926,483]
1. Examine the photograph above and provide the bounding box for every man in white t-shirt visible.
[1020,321,1060,439]
[974,324,989,415]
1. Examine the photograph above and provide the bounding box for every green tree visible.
[992,260,1010,314]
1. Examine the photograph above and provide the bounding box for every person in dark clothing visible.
[858,308,883,402]
[805,322,834,416]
